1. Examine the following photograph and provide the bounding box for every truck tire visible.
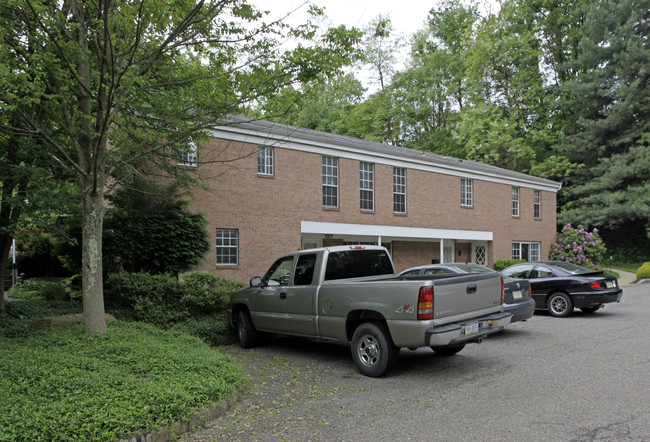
[547,292,573,317]
[350,322,398,378]
[237,310,257,349]
[431,344,466,356]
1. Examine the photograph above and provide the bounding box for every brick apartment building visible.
[183,117,562,282]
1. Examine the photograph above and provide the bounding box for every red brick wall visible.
[189,137,558,282]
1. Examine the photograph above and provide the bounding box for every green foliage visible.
[493,259,527,271]
[0,321,248,441]
[104,271,243,327]
[636,263,650,280]
[104,273,190,327]
[558,0,650,235]
[13,228,70,278]
[170,313,235,346]
[104,181,210,275]
[181,272,245,315]
[549,223,607,269]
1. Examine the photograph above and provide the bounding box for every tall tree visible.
[0,0,360,331]
[559,0,650,243]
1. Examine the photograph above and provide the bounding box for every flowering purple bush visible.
[549,224,607,269]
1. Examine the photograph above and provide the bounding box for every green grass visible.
[0,301,248,441]
[609,262,643,274]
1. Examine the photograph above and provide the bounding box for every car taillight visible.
[417,286,434,320]
[588,281,602,289]
[501,276,505,304]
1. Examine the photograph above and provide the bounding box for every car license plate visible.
[513,290,522,299]
[465,321,479,335]
[606,281,616,288]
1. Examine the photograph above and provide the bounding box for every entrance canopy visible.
[300,221,493,242]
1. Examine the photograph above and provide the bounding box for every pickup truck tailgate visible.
[432,273,502,322]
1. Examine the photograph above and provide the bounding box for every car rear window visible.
[551,262,592,274]
[325,249,394,281]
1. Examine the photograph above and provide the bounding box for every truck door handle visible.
[466,284,477,294]
[279,293,287,299]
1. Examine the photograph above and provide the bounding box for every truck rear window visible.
[325,250,394,281]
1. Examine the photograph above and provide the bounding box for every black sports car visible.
[500,261,623,317]
[398,263,534,323]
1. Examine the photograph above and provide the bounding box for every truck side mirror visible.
[250,276,263,287]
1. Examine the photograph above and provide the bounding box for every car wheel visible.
[431,344,466,356]
[351,322,398,378]
[580,304,602,313]
[237,310,257,349]
[547,292,573,317]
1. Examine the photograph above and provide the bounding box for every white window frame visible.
[461,178,473,207]
[512,241,540,262]
[257,146,274,176]
[179,142,198,167]
[473,243,488,266]
[216,229,238,265]
[322,156,339,208]
[512,186,520,217]
[360,162,374,211]
[393,167,406,214]
[534,190,541,219]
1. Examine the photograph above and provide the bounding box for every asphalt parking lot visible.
[181,283,650,441]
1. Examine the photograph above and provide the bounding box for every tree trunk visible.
[80,176,107,333]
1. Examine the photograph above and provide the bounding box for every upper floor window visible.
[360,162,374,211]
[322,156,338,208]
[393,167,406,214]
[216,229,238,265]
[460,178,473,207]
[179,142,198,167]
[512,186,520,217]
[534,190,541,219]
[257,146,274,176]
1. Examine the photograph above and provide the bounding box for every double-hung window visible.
[360,162,374,211]
[534,190,541,219]
[216,229,238,265]
[179,142,198,167]
[460,178,473,207]
[322,156,339,208]
[512,186,520,217]
[393,167,406,214]
[257,146,274,176]
[512,241,540,262]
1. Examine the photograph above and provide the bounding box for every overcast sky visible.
[252,0,501,37]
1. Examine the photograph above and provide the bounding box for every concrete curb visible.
[120,393,242,442]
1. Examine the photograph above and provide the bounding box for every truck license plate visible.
[465,322,479,335]
[513,290,522,299]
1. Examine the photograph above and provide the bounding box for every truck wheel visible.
[431,344,466,356]
[351,322,398,378]
[237,310,257,349]
[547,292,573,317]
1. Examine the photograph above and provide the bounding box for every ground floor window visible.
[473,244,487,265]
[512,241,540,262]
[216,229,238,265]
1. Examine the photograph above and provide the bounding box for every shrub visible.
[637,262,650,280]
[181,272,245,315]
[170,313,235,346]
[104,272,244,328]
[493,259,526,271]
[549,223,607,269]
[104,272,189,327]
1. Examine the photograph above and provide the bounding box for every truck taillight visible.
[417,286,434,320]
[501,276,505,304]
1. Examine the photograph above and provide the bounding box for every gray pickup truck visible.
[229,246,512,377]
